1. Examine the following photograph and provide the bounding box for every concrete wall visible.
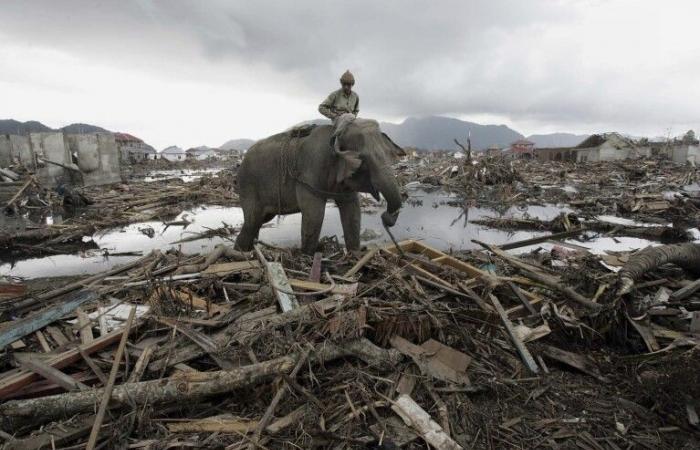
[30,132,72,186]
[0,135,12,167]
[1,132,122,187]
[9,134,33,167]
[66,133,122,186]
[162,152,185,161]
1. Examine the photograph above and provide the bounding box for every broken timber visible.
[0,289,98,350]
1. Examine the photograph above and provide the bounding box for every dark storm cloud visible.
[1,0,699,134]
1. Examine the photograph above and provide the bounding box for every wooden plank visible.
[344,245,380,277]
[669,277,700,302]
[0,320,140,399]
[86,306,136,450]
[288,279,358,296]
[46,326,69,346]
[488,294,539,374]
[255,244,298,312]
[76,307,94,345]
[202,260,261,276]
[499,228,586,250]
[0,282,26,299]
[626,315,660,352]
[34,331,51,353]
[507,281,537,315]
[0,290,98,350]
[6,414,95,450]
[127,344,154,383]
[97,306,109,336]
[16,354,89,392]
[309,252,322,282]
[391,394,462,450]
[390,336,471,385]
[267,262,299,312]
[78,348,108,385]
[166,415,258,433]
[541,344,608,383]
[383,240,487,279]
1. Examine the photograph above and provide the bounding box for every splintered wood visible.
[1,237,699,449]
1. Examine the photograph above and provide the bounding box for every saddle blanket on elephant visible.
[287,123,317,138]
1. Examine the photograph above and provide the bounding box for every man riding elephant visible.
[319,70,360,152]
[319,70,359,121]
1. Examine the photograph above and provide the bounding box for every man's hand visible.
[381,210,399,227]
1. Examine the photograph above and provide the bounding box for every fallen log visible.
[148,296,345,372]
[0,338,401,428]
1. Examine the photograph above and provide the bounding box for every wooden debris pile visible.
[1,177,240,261]
[1,238,699,449]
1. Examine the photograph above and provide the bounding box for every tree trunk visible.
[0,339,401,429]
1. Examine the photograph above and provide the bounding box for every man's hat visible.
[340,70,355,85]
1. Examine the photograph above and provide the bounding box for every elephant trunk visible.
[370,162,402,224]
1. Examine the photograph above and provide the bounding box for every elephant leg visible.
[337,194,361,251]
[235,204,267,251]
[297,187,326,254]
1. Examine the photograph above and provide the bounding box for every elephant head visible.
[335,119,405,226]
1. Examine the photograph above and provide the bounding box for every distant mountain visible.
[60,123,110,134]
[380,116,523,151]
[0,119,111,135]
[526,133,589,148]
[0,119,53,135]
[220,138,256,151]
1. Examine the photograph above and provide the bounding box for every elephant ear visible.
[382,132,406,158]
[335,150,362,184]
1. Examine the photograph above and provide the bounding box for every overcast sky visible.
[1,1,698,149]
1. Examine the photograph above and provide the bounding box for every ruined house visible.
[575,132,641,162]
[115,132,157,163]
[536,132,640,162]
[504,139,535,159]
[0,131,122,187]
[160,145,186,161]
[186,146,218,160]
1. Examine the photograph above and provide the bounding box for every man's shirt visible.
[319,89,360,119]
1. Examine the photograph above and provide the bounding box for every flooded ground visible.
[136,168,223,183]
[2,189,571,279]
[4,184,690,280]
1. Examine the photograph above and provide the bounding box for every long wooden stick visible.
[474,240,603,311]
[85,305,136,450]
[5,176,34,208]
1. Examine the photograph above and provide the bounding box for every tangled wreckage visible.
[1,149,700,449]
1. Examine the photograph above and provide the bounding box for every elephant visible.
[234,118,404,254]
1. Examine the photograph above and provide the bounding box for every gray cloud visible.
[1,0,698,140]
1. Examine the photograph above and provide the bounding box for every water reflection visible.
[1,190,572,279]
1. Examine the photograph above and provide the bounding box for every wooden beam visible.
[0,290,98,350]
[344,246,379,277]
[489,294,539,374]
[507,281,537,315]
[76,307,94,345]
[499,228,586,250]
[669,277,700,302]
[0,319,140,399]
[16,354,89,392]
[255,245,298,312]
[86,306,136,450]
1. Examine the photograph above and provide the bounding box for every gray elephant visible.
[234,119,404,254]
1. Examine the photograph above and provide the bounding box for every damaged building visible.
[536,131,700,164]
[115,132,157,163]
[0,131,123,187]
